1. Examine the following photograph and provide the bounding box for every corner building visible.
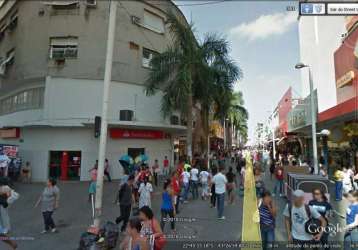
[0,0,188,181]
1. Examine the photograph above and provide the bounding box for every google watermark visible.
[307,223,351,236]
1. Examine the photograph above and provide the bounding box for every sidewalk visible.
[6,178,244,250]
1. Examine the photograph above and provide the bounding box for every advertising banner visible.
[110,129,166,139]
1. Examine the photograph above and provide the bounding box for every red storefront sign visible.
[277,87,292,134]
[110,129,165,139]
[0,128,20,139]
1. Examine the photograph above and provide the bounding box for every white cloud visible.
[229,12,297,41]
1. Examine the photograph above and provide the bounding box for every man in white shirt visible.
[283,189,326,249]
[212,165,227,219]
[190,165,199,200]
[199,168,210,200]
[181,169,190,203]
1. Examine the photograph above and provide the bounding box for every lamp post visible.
[295,63,318,174]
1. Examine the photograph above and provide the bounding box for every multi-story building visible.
[0,0,188,181]
[298,15,346,112]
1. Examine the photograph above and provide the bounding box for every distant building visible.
[0,0,188,181]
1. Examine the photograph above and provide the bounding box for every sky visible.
[177,1,302,142]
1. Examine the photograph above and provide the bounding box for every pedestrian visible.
[199,167,210,200]
[210,166,217,208]
[34,178,60,234]
[21,161,31,183]
[226,167,236,205]
[181,167,190,203]
[240,165,246,188]
[269,159,275,180]
[152,159,159,187]
[120,217,149,250]
[88,164,97,202]
[115,175,135,232]
[309,188,332,249]
[138,177,153,209]
[139,206,165,250]
[283,189,326,249]
[344,190,358,250]
[319,164,328,178]
[212,165,228,220]
[160,179,175,232]
[104,159,112,182]
[258,191,276,250]
[343,167,354,194]
[190,164,199,200]
[170,171,181,213]
[254,167,265,198]
[334,167,344,201]
[163,156,169,177]
[273,163,284,197]
[0,177,19,250]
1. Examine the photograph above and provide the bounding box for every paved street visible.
[6,175,243,250]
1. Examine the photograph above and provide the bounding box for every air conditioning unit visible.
[131,15,141,25]
[170,115,179,125]
[119,110,134,121]
[85,0,96,7]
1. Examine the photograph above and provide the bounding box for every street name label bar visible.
[300,2,358,16]
[328,3,358,15]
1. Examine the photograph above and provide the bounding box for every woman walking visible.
[160,179,176,232]
[308,188,332,249]
[35,179,60,233]
[138,177,153,209]
[226,167,236,204]
[139,206,165,250]
[120,217,149,250]
[258,191,276,250]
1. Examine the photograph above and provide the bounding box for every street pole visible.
[271,116,276,160]
[223,119,226,150]
[308,67,319,174]
[94,0,117,228]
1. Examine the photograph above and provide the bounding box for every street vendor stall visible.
[285,173,331,203]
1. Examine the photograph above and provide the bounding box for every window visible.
[44,1,79,9]
[119,110,134,121]
[50,37,78,60]
[142,48,157,68]
[0,87,45,115]
[0,48,15,75]
[0,24,6,40]
[143,10,165,34]
[170,115,179,125]
[8,10,17,31]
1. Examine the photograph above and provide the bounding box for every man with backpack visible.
[115,175,135,232]
[283,189,326,249]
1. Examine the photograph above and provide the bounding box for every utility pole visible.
[308,68,319,174]
[94,0,117,228]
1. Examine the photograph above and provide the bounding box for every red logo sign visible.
[110,129,166,139]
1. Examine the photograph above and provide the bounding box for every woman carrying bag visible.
[139,206,166,250]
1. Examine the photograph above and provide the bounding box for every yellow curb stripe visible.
[241,153,261,250]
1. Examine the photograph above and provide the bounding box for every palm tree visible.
[227,91,249,146]
[145,12,200,159]
[195,33,243,153]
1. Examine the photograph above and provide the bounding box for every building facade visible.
[0,0,188,181]
[298,15,346,112]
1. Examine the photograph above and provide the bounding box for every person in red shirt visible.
[171,171,181,214]
[163,156,170,176]
[273,163,284,197]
